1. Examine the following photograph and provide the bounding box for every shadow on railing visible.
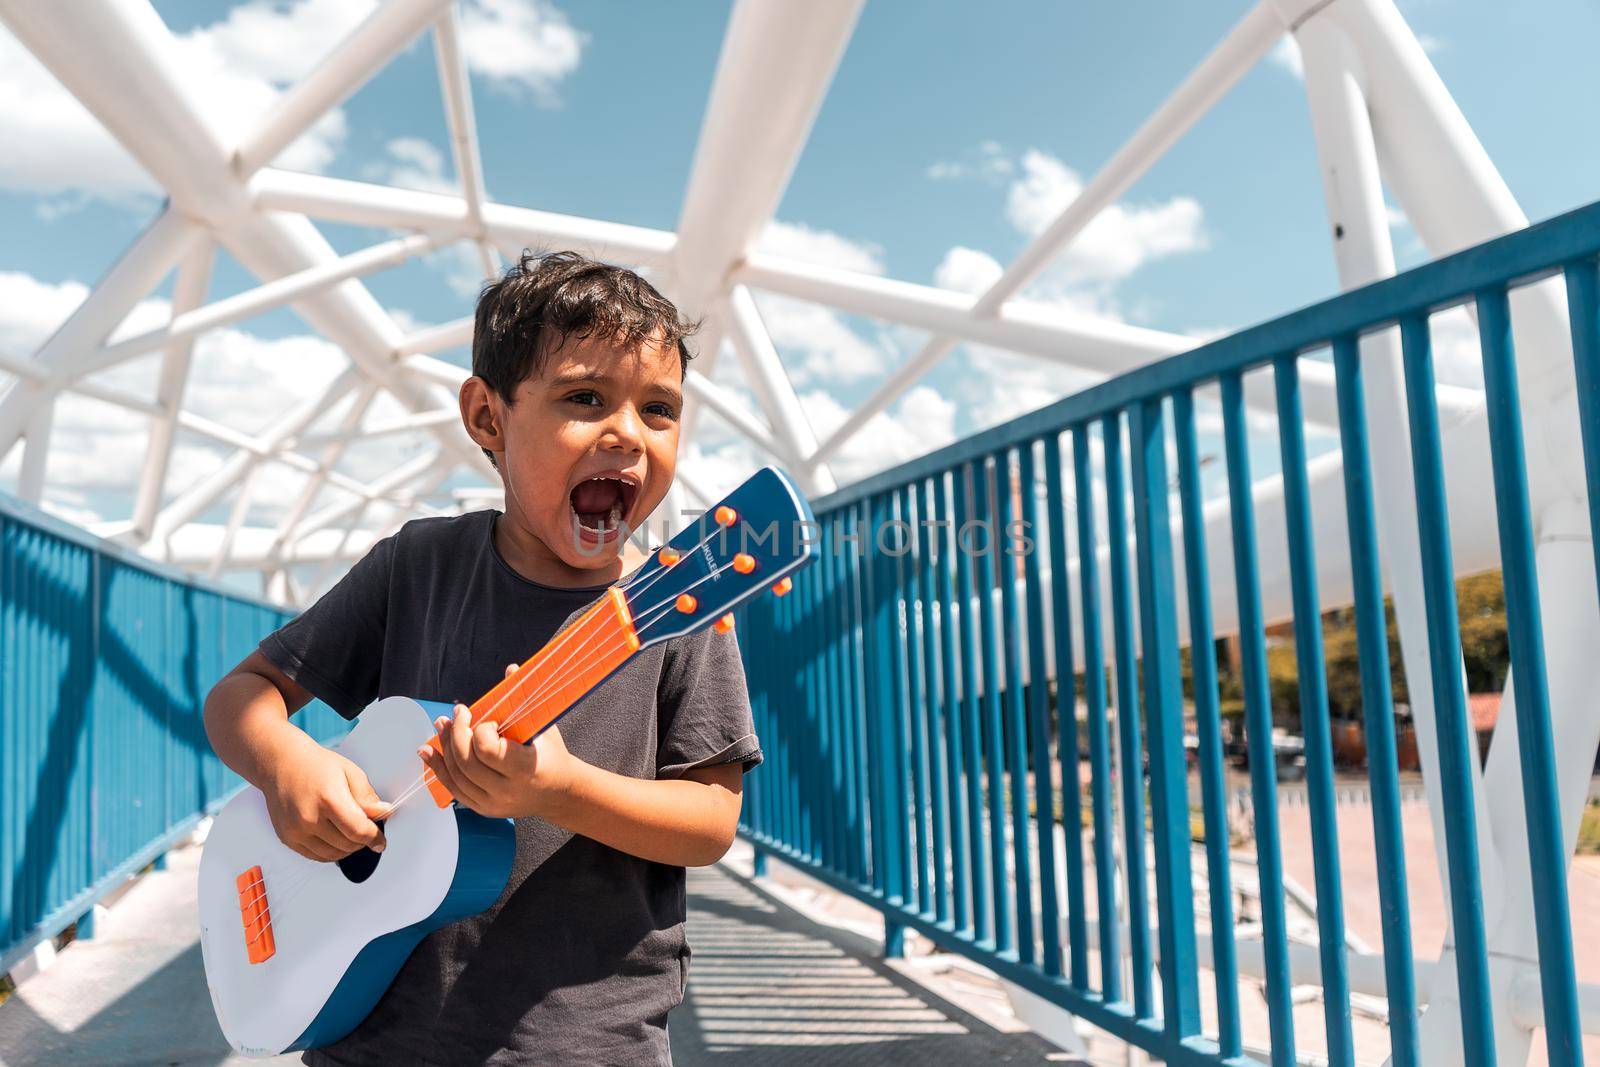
[0,495,343,974]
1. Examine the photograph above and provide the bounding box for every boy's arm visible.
[205,651,389,862]
[420,705,742,867]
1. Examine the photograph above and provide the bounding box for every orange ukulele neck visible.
[425,586,639,806]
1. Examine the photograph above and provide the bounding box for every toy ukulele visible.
[197,466,815,1056]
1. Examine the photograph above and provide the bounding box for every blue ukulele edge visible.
[288,700,517,1053]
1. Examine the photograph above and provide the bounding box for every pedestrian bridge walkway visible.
[0,836,1068,1067]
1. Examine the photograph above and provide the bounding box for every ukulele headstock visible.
[622,466,816,647]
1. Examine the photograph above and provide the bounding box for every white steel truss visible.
[2,0,1597,1060]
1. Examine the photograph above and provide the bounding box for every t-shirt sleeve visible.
[258,533,395,720]
[655,625,762,779]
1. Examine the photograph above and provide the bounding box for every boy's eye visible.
[565,390,603,407]
[644,402,679,421]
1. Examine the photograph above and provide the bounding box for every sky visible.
[0,0,1596,583]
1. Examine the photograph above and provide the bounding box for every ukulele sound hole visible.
[336,819,385,884]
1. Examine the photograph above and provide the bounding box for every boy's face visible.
[467,331,682,576]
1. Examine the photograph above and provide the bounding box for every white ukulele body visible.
[198,696,515,1056]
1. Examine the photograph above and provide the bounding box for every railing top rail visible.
[812,197,1600,514]
[0,488,287,614]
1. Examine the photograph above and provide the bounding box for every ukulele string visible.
[254,555,751,919]
[381,557,740,815]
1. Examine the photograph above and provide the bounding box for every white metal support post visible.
[1307,0,1600,1061]
[1284,11,1500,1063]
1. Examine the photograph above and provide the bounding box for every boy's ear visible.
[459,377,506,459]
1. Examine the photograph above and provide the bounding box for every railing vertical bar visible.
[1172,387,1242,1057]
[1565,257,1600,638]
[1219,370,1298,1066]
[889,490,915,909]
[1330,333,1420,1067]
[845,505,873,887]
[1128,396,1201,1037]
[919,477,953,926]
[1397,311,1496,1064]
[823,517,848,878]
[1072,422,1122,1002]
[975,456,1014,954]
[1102,409,1154,1018]
[934,471,972,933]
[954,463,994,945]
[1273,353,1356,1067]
[998,447,1038,966]
[1021,440,1064,977]
[904,483,935,917]
[865,492,892,900]
[806,524,832,870]
[1477,285,1584,1066]
[1044,431,1090,989]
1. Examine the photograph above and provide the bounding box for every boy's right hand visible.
[261,745,389,862]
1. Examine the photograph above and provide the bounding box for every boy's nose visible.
[601,407,646,453]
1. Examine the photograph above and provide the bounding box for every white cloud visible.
[800,385,957,484]
[0,0,364,198]
[459,0,586,102]
[1004,149,1206,287]
[758,219,886,276]
[368,136,457,196]
[750,293,896,386]
[933,246,1003,295]
[926,140,1014,184]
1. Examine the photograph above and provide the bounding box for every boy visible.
[203,252,761,1066]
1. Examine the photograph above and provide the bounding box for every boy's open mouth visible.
[568,474,639,546]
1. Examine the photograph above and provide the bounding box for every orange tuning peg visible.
[676,593,698,613]
[713,613,735,634]
[714,505,737,527]
[732,553,755,574]
[771,576,793,597]
[658,546,681,566]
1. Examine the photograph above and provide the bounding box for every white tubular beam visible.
[291,449,443,544]
[681,370,792,464]
[673,0,864,312]
[235,0,451,176]
[1289,3,1498,977]
[809,336,959,467]
[397,316,474,357]
[210,463,261,577]
[133,239,217,540]
[742,252,1194,370]
[725,286,835,493]
[432,7,488,228]
[16,406,52,502]
[4,0,493,488]
[672,0,864,445]
[979,2,1281,314]
[296,407,459,447]
[0,207,198,452]
[402,353,470,389]
[86,234,438,375]
[271,382,380,561]
[250,170,677,267]
[0,4,240,220]
[1331,0,1584,504]
[149,367,361,547]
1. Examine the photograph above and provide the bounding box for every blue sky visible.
[0,0,1596,549]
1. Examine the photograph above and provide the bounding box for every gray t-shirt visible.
[257,509,761,1067]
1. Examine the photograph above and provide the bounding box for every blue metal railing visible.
[737,199,1600,1066]
[0,495,344,974]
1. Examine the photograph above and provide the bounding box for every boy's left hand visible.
[417,663,581,819]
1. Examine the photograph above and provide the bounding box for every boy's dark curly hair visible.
[471,250,699,408]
